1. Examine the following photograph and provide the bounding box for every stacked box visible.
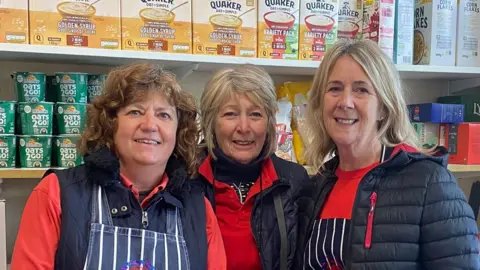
[437,95,480,122]
[408,103,464,123]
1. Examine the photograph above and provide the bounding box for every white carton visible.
[456,0,480,66]
[413,0,457,65]
[361,0,396,60]
[338,0,363,40]
[394,0,414,64]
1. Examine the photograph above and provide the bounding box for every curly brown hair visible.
[78,62,200,176]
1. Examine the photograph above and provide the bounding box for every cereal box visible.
[361,0,396,59]
[299,0,339,60]
[29,0,121,49]
[414,0,457,65]
[258,0,300,59]
[338,0,363,40]
[0,0,29,44]
[121,0,191,53]
[393,0,414,64]
[456,0,480,66]
[193,0,257,57]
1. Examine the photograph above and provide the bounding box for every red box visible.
[439,123,480,165]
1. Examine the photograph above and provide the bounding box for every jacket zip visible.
[364,191,377,249]
[142,211,149,229]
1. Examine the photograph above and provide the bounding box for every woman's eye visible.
[127,110,141,116]
[328,87,340,92]
[355,88,369,94]
[251,112,263,118]
[159,112,171,119]
[224,112,237,117]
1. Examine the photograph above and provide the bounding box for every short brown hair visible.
[200,65,277,160]
[79,62,200,175]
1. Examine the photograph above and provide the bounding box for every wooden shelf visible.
[0,168,62,179]
[2,43,480,79]
[304,164,480,175]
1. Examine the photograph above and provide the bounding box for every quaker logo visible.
[122,260,155,270]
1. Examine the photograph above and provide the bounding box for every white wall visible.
[0,59,455,262]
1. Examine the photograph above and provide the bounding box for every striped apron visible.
[82,184,190,270]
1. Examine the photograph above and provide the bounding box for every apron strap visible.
[166,207,184,237]
[91,185,112,225]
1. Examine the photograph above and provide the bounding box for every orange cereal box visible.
[193,0,257,57]
[29,0,121,49]
[0,0,29,44]
[121,0,192,53]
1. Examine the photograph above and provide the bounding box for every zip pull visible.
[364,191,377,249]
[142,211,149,229]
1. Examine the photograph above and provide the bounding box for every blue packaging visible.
[408,103,464,123]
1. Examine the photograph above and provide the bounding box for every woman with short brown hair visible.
[12,63,226,270]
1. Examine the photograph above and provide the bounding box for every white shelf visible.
[2,43,480,79]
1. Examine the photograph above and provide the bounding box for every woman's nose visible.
[140,113,157,132]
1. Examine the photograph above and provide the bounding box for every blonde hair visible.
[200,65,277,160]
[79,62,200,176]
[305,39,427,170]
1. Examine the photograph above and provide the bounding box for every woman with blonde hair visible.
[194,65,309,270]
[12,63,226,270]
[296,40,479,269]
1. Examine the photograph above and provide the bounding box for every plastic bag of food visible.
[275,97,295,162]
[284,81,312,164]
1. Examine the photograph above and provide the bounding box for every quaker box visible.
[408,103,464,123]
[439,123,480,165]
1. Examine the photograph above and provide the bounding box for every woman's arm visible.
[11,174,62,270]
[420,167,479,269]
[204,198,227,270]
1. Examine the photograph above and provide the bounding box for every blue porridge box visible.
[408,103,464,123]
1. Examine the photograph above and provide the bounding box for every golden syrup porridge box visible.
[258,0,300,59]
[193,0,257,57]
[338,0,363,40]
[299,0,339,61]
[29,0,121,49]
[121,0,192,53]
[0,0,29,44]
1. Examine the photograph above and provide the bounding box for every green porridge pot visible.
[0,135,16,168]
[18,135,52,168]
[55,72,88,103]
[87,74,107,103]
[18,102,54,135]
[55,103,86,134]
[46,75,57,102]
[13,72,46,103]
[0,101,16,134]
[54,135,83,168]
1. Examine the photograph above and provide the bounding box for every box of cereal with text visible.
[456,0,480,66]
[414,0,457,65]
[0,0,28,44]
[29,0,121,49]
[299,0,339,60]
[338,0,363,40]
[393,0,414,64]
[258,0,300,59]
[362,0,396,59]
[193,0,257,57]
[121,0,191,53]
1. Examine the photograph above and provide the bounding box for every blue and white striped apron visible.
[82,184,190,270]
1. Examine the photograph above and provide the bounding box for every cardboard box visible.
[121,0,192,53]
[29,0,121,49]
[437,95,480,122]
[393,0,414,64]
[456,0,480,67]
[338,0,363,40]
[193,0,257,57]
[361,0,396,59]
[258,0,300,59]
[411,122,439,148]
[0,0,29,44]
[439,123,480,164]
[299,0,339,61]
[413,0,457,65]
[408,103,464,123]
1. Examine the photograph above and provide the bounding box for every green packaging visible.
[0,101,16,134]
[55,103,86,134]
[54,135,83,168]
[13,72,46,103]
[55,72,88,103]
[0,135,16,168]
[18,135,52,168]
[18,102,54,135]
[87,74,107,103]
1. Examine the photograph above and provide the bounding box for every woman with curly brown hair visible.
[11,63,226,270]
